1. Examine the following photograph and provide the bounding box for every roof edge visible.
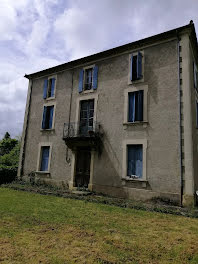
[25,21,196,79]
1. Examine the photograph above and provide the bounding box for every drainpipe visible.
[65,70,74,164]
[176,31,183,206]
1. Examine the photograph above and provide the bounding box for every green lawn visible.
[0,188,198,263]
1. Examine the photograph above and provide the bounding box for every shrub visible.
[0,166,17,185]
[0,132,20,185]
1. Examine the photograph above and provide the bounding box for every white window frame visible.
[40,101,56,131]
[122,139,147,181]
[123,84,148,125]
[36,142,52,173]
[128,50,144,85]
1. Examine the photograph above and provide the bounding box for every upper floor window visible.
[42,105,54,129]
[128,90,143,122]
[85,68,93,90]
[43,77,56,99]
[130,51,143,82]
[79,66,98,93]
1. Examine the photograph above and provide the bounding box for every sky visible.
[0,0,198,139]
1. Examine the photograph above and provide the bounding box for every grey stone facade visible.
[18,22,198,206]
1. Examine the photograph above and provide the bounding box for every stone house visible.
[18,21,198,206]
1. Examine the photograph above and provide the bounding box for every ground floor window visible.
[40,146,50,171]
[127,145,143,178]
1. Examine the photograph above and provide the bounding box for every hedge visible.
[0,167,17,185]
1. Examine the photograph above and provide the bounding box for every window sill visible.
[81,89,95,94]
[122,177,146,182]
[45,96,55,101]
[40,128,55,132]
[122,177,147,187]
[128,78,144,85]
[35,171,51,178]
[123,121,148,128]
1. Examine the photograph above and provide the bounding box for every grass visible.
[0,188,198,263]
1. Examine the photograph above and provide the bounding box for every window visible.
[124,85,148,125]
[42,105,54,129]
[85,68,93,90]
[128,90,143,122]
[40,146,50,171]
[127,145,143,178]
[79,100,94,135]
[122,139,147,181]
[79,65,98,93]
[130,51,143,81]
[43,77,56,99]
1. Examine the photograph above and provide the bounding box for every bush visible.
[0,138,18,156]
[0,143,20,167]
[0,166,17,185]
[0,132,20,185]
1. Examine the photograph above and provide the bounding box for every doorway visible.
[75,149,91,188]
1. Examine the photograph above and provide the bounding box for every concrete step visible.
[71,190,92,196]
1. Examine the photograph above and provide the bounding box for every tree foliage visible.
[0,132,21,184]
[0,132,18,156]
[0,143,20,167]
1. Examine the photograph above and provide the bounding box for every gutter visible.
[176,31,183,206]
[65,70,74,164]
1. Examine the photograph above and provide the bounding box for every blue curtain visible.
[128,92,135,122]
[42,106,47,129]
[128,91,143,122]
[78,69,84,93]
[127,145,142,178]
[41,147,50,171]
[93,66,98,90]
[49,106,54,129]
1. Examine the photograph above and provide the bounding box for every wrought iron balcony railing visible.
[63,121,101,139]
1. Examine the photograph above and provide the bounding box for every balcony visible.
[63,121,102,149]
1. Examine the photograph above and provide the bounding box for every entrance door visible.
[79,100,94,136]
[75,149,91,188]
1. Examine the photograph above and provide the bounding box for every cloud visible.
[0,0,198,139]
[54,0,198,60]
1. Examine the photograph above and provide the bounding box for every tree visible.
[4,132,10,139]
[0,133,21,184]
[0,143,20,167]
[0,136,18,156]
